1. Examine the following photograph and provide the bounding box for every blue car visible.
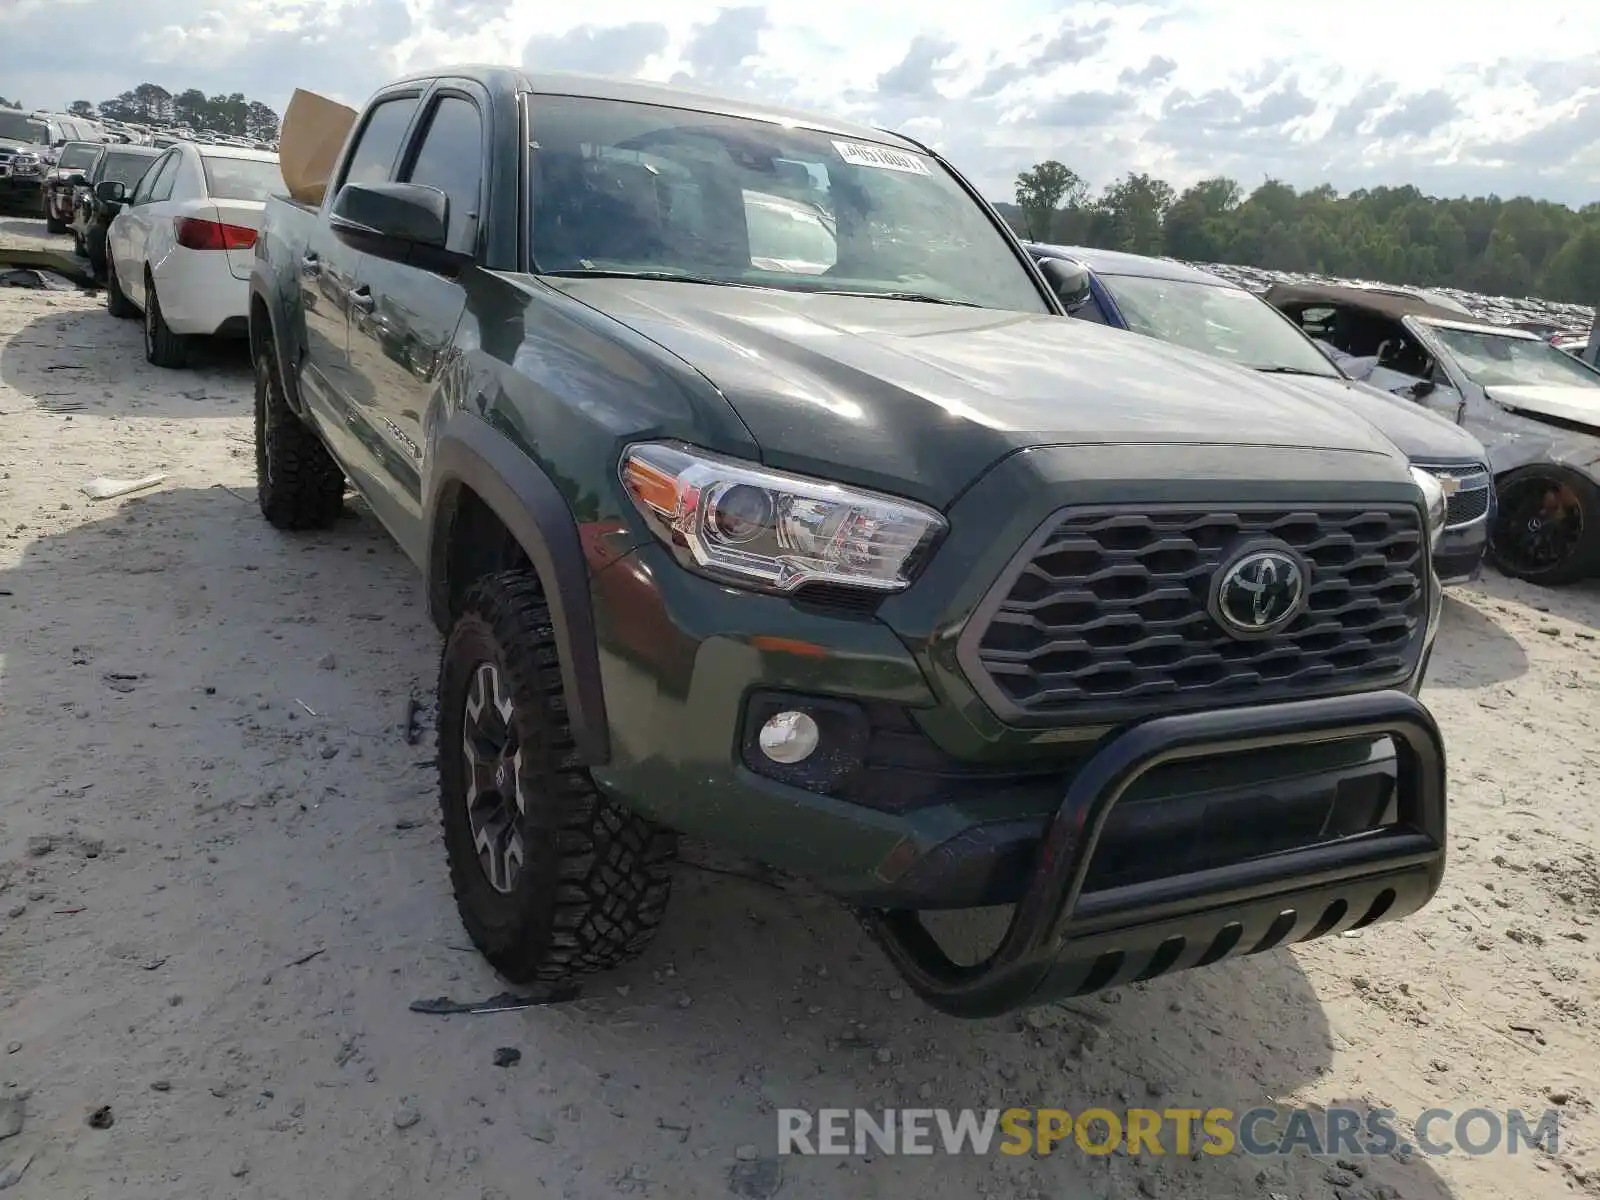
[1024,243,1495,585]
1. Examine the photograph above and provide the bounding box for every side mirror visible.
[329,182,468,276]
[67,173,88,187]
[94,180,127,204]
[1037,256,1092,313]
[1410,379,1436,399]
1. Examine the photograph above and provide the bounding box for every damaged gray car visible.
[1267,282,1600,587]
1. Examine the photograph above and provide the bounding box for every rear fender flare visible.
[248,276,306,419]
[425,415,611,766]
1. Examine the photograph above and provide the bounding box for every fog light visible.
[758,710,820,764]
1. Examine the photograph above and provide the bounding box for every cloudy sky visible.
[3,0,1598,207]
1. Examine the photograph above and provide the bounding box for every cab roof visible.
[375,65,927,154]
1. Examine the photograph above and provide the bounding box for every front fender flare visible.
[425,415,611,766]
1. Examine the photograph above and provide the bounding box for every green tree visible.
[245,101,280,141]
[1014,161,1087,241]
[1163,177,1241,262]
[1001,155,1600,306]
[67,100,94,118]
[131,82,172,122]
[1097,172,1174,255]
[172,89,209,128]
[91,83,280,143]
[1542,227,1600,301]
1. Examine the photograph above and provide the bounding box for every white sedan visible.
[104,142,283,368]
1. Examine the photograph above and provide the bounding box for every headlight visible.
[620,441,947,593]
[1409,466,1447,550]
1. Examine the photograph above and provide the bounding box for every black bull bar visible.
[861,690,1447,1019]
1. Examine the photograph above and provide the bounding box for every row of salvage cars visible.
[1026,244,1600,587]
[40,139,282,369]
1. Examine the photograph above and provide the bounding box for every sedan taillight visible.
[174,217,257,251]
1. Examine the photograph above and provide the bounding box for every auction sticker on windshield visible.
[832,140,931,175]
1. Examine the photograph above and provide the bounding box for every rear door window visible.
[340,94,422,190]
[399,95,484,255]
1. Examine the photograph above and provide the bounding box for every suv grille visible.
[963,504,1427,724]
[1414,461,1492,529]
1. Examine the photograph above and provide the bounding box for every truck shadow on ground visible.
[1427,593,1530,689]
[0,303,252,417]
[0,486,1464,1200]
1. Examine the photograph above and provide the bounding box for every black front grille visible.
[1445,486,1491,526]
[1414,461,1492,529]
[964,504,1427,724]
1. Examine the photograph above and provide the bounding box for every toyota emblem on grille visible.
[1211,545,1307,637]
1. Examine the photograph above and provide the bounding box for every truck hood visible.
[546,278,1402,505]
[1485,384,1600,434]
[1260,373,1487,463]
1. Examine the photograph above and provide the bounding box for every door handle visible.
[348,286,375,314]
[299,253,320,277]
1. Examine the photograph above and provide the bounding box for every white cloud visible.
[2,0,1598,205]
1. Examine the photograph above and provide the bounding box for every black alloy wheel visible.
[1489,465,1600,586]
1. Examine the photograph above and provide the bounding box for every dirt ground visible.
[0,215,1597,1200]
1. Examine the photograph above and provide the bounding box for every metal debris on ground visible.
[81,474,168,501]
[401,693,423,744]
[0,1097,22,1141]
[409,988,581,1015]
[0,1150,34,1190]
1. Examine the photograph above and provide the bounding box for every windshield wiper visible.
[540,268,768,289]
[1253,366,1338,378]
[806,289,981,307]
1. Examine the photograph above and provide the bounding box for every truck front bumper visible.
[863,689,1445,1017]
[585,443,1446,1016]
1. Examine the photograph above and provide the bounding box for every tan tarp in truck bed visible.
[279,88,358,207]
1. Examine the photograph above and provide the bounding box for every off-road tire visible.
[439,570,676,986]
[1488,464,1600,587]
[253,340,346,531]
[142,273,189,368]
[104,260,137,319]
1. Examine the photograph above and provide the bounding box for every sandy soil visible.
[1,216,1597,1200]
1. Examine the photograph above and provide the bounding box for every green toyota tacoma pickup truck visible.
[249,67,1451,1018]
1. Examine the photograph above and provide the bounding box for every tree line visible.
[78,83,280,141]
[1004,161,1600,306]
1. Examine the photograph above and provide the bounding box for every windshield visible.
[201,154,283,201]
[526,95,1047,312]
[99,150,158,187]
[0,112,48,144]
[1101,274,1342,376]
[56,143,99,170]
[1429,326,1600,390]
